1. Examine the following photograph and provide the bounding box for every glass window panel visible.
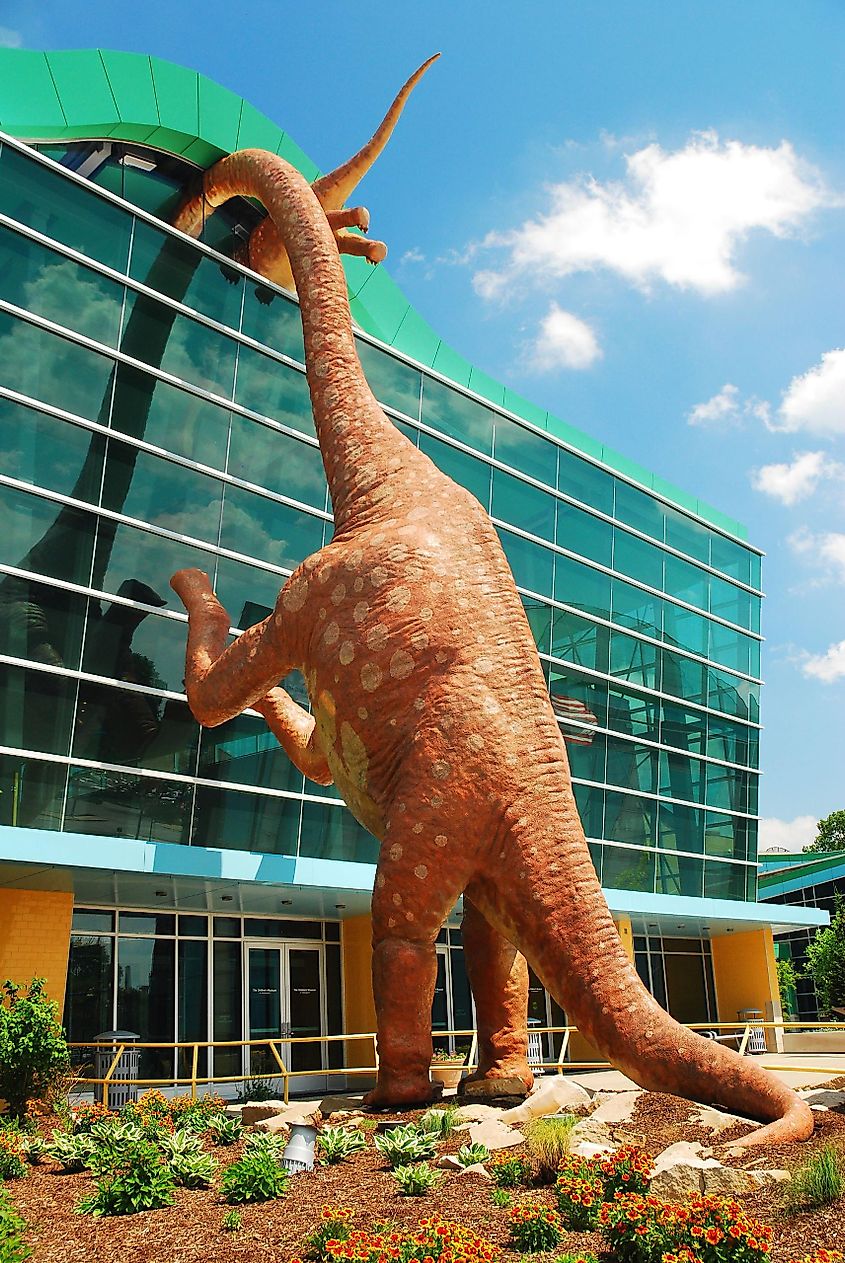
[602,842,656,893]
[120,291,238,400]
[706,715,746,766]
[573,781,604,841]
[607,685,659,742]
[213,939,242,1078]
[661,649,707,708]
[235,347,315,437]
[66,934,114,1046]
[551,609,610,673]
[179,915,208,937]
[497,528,553,596]
[710,575,751,629]
[0,482,96,587]
[665,952,709,1022]
[664,554,708,610]
[0,662,75,757]
[704,861,747,901]
[605,736,658,795]
[2,397,106,503]
[355,338,421,420]
[241,282,305,363]
[421,377,494,453]
[118,911,176,935]
[704,812,748,861]
[709,622,752,676]
[613,529,664,591]
[548,664,608,728]
[491,469,555,540]
[665,507,710,564]
[0,225,124,346]
[117,935,175,1079]
[661,702,707,755]
[110,365,231,469]
[609,630,659,690]
[708,667,758,722]
[418,431,490,509]
[710,533,752,586]
[557,502,612,567]
[91,522,212,611]
[704,763,748,813]
[129,219,244,330]
[81,599,191,696]
[658,801,703,854]
[659,749,704,804]
[211,560,284,631]
[72,909,114,933]
[614,481,664,540]
[0,751,66,830]
[72,682,198,776]
[587,841,603,881]
[0,574,87,670]
[558,451,614,515]
[0,145,132,270]
[604,790,657,848]
[0,309,116,422]
[749,553,761,589]
[663,603,708,657]
[65,765,193,844]
[655,852,703,898]
[213,917,241,938]
[101,441,223,545]
[494,416,557,485]
[228,417,326,509]
[611,580,661,638]
[192,783,301,854]
[219,487,324,572]
[198,709,305,794]
[555,554,611,619]
[245,917,321,939]
[300,800,378,865]
[178,938,208,1078]
[522,597,552,655]
[566,732,607,784]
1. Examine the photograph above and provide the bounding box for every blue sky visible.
[3,0,844,847]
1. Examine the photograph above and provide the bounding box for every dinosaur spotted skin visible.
[170,127,813,1141]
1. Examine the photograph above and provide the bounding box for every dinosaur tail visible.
[313,53,440,209]
[475,810,813,1148]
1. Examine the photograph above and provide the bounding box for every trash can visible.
[94,1031,140,1109]
[738,1010,766,1054]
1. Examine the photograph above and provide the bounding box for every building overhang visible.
[604,886,829,937]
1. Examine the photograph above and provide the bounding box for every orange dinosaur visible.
[168,71,812,1146]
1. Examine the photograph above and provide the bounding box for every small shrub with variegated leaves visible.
[45,1131,95,1173]
[456,1142,490,1167]
[20,1136,45,1166]
[169,1149,217,1188]
[509,1202,564,1253]
[392,1162,442,1196]
[243,1130,288,1160]
[159,1128,204,1160]
[318,1126,367,1164]
[76,1139,175,1216]
[221,1149,289,1204]
[207,1114,243,1146]
[374,1124,437,1168]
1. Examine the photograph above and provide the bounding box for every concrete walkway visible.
[559,1053,845,1093]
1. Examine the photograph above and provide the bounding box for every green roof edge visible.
[0,46,749,542]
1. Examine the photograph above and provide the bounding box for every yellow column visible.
[0,889,74,1015]
[340,914,375,1071]
[710,927,780,1051]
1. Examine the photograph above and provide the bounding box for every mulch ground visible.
[6,1081,845,1263]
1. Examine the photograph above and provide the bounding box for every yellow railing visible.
[67,1020,845,1103]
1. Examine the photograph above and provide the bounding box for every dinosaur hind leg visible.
[460,892,532,1096]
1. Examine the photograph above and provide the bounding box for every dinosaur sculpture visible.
[168,67,813,1148]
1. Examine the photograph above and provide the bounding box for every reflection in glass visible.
[117,935,175,1080]
[64,765,193,844]
[2,397,106,502]
[1,482,97,587]
[0,310,116,425]
[602,842,656,892]
[421,377,494,453]
[494,415,557,484]
[66,935,114,1047]
[198,712,304,794]
[178,939,209,1079]
[558,451,614,516]
[497,528,553,597]
[92,524,212,607]
[241,283,305,363]
[129,219,244,330]
[491,469,555,541]
[219,488,324,573]
[72,680,198,776]
[101,440,224,547]
[0,662,75,758]
[213,939,242,1078]
[110,366,231,469]
[418,431,490,509]
[356,338,421,420]
[235,348,315,437]
[557,501,612,568]
[192,784,301,854]
[227,416,327,509]
[300,800,378,864]
[0,752,66,831]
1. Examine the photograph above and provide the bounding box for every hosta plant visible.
[207,1114,243,1146]
[45,1131,95,1173]
[509,1202,563,1253]
[221,1149,289,1204]
[416,1107,459,1139]
[392,1162,443,1196]
[19,1136,45,1166]
[318,1126,367,1164]
[305,1205,355,1260]
[243,1130,288,1160]
[456,1142,490,1167]
[159,1127,205,1160]
[76,1139,176,1216]
[374,1124,437,1167]
[490,1152,532,1188]
[170,1149,217,1188]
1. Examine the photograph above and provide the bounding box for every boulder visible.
[453,1103,508,1125]
[437,1153,465,1170]
[589,1091,642,1125]
[650,1141,789,1199]
[570,1117,616,1154]
[458,1078,528,1104]
[500,1077,591,1125]
[690,1105,761,1136]
[466,1118,524,1151]
[240,1101,288,1126]
[254,1102,322,1133]
[800,1089,845,1110]
[456,1162,492,1180]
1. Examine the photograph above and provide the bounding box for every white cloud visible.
[800,641,845,683]
[758,814,816,852]
[688,382,771,427]
[399,247,425,265]
[774,348,845,436]
[751,451,843,506]
[0,26,22,47]
[474,132,831,298]
[526,304,601,372]
[789,526,845,581]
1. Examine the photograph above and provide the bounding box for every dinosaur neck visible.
[179,150,410,530]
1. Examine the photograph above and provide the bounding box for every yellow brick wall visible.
[0,889,74,1015]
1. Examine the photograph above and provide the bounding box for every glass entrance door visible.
[246,943,325,1095]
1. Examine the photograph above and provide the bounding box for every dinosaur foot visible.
[170,567,215,604]
[462,1058,533,1095]
[363,1076,443,1111]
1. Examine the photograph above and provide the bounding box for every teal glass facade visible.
[0,133,763,907]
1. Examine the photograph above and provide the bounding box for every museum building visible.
[0,48,825,1088]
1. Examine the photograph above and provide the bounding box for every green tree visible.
[776,956,801,1017]
[803,897,845,1019]
[803,809,845,853]
[0,978,69,1120]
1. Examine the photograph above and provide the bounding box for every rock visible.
[456,1162,492,1180]
[254,1102,322,1133]
[650,1141,790,1199]
[702,1166,789,1197]
[467,1118,524,1151]
[240,1102,288,1126]
[453,1104,508,1125]
[690,1105,762,1136]
[589,1091,642,1125]
[437,1153,465,1170]
[458,1078,528,1104]
[256,1113,291,1136]
[800,1089,845,1110]
[327,1109,365,1124]
[319,1095,366,1114]
[500,1077,591,1125]
[811,1104,830,1112]
[570,1117,616,1153]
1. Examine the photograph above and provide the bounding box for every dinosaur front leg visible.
[334,229,387,265]
[325,206,370,233]
[252,688,334,786]
[460,893,533,1096]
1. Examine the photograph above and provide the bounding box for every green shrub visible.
[490,1152,532,1188]
[0,980,69,1121]
[305,1206,355,1259]
[19,1137,45,1167]
[391,1162,442,1195]
[159,1129,204,1160]
[0,1132,26,1182]
[207,1114,243,1145]
[456,1142,490,1167]
[557,1254,599,1263]
[509,1202,564,1252]
[221,1208,242,1233]
[0,1188,29,1263]
[221,1150,289,1204]
[491,1187,512,1208]
[77,1139,176,1216]
[524,1115,577,1182]
[416,1106,459,1139]
[788,1144,844,1210]
[318,1126,367,1164]
[243,1131,287,1160]
[170,1150,217,1188]
[45,1131,95,1173]
[374,1123,437,1167]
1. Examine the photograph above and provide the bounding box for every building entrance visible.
[245,942,325,1095]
